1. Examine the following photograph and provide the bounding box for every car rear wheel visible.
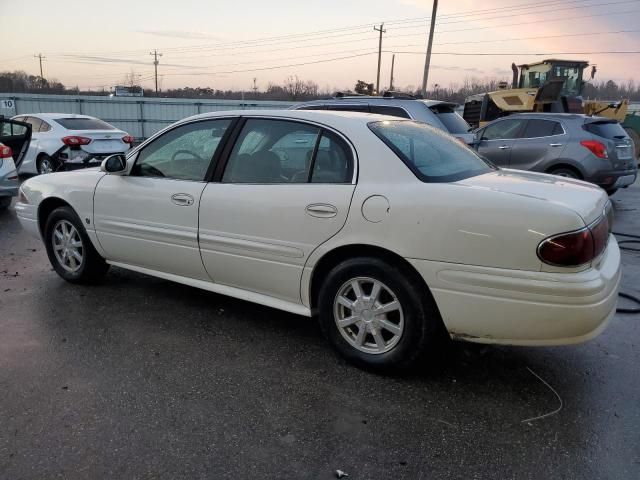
[549,167,580,179]
[37,154,59,174]
[317,257,445,372]
[44,206,109,283]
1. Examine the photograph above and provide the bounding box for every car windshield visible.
[427,104,470,134]
[583,121,628,140]
[368,120,494,183]
[54,117,116,130]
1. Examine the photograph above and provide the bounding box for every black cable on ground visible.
[613,232,640,313]
[618,292,640,314]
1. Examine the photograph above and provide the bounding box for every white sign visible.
[1,99,15,109]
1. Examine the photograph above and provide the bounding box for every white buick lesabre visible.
[16,110,621,371]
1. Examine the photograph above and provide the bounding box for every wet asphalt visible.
[1,181,639,480]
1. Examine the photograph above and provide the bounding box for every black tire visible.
[0,197,11,210]
[549,167,581,180]
[44,206,109,283]
[317,256,445,372]
[37,154,59,175]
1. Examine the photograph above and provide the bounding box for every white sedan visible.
[11,113,133,175]
[16,110,621,371]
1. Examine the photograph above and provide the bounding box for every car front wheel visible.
[317,257,445,372]
[44,206,109,283]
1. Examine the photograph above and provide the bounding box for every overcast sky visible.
[1,0,639,92]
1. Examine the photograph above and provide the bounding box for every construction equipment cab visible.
[463,59,590,129]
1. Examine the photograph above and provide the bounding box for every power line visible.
[35,0,618,59]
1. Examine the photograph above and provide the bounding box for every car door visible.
[22,116,44,164]
[198,117,356,304]
[93,118,235,280]
[509,119,567,171]
[0,119,31,169]
[476,118,525,167]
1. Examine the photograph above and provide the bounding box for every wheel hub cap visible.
[333,277,404,355]
[52,220,83,273]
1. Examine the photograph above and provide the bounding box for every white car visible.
[11,113,133,175]
[0,118,31,209]
[16,110,621,371]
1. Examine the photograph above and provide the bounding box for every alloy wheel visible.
[52,220,84,273]
[333,276,404,354]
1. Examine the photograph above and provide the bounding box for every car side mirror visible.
[101,154,127,174]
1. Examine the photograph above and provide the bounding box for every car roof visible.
[182,109,410,133]
[506,112,600,121]
[14,113,95,120]
[295,97,456,108]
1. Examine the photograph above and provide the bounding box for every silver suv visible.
[292,93,474,144]
[475,113,638,194]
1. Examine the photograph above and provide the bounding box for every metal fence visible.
[0,93,296,140]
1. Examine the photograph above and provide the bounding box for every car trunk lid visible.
[71,130,128,154]
[455,169,608,225]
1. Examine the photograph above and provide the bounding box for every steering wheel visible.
[171,150,205,162]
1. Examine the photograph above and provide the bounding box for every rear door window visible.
[369,120,493,183]
[24,117,43,133]
[481,119,524,140]
[54,117,116,130]
[521,119,563,138]
[583,121,628,139]
[311,132,353,183]
[369,105,411,119]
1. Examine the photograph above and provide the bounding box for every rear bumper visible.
[0,184,19,197]
[408,236,621,346]
[592,168,637,189]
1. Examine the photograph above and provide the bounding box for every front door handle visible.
[498,145,510,150]
[549,143,563,147]
[171,193,194,206]
[306,203,338,218]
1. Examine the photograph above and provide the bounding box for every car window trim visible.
[306,129,323,183]
[519,119,567,140]
[130,117,238,183]
[212,115,358,185]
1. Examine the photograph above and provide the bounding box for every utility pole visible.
[149,50,163,95]
[34,53,45,86]
[389,54,395,91]
[252,77,258,98]
[374,23,386,95]
[421,0,438,97]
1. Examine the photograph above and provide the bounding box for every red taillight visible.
[0,144,12,158]
[580,140,608,159]
[538,215,609,267]
[62,136,92,146]
[122,135,134,145]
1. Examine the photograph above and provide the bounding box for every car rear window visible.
[427,105,470,134]
[369,120,494,183]
[583,121,627,140]
[54,118,116,130]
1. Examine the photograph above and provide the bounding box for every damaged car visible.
[11,113,133,175]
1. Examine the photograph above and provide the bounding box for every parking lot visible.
[0,180,637,479]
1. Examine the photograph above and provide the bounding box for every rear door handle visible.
[171,193,194,206]
[306,203,337,218]
[549,143,563,147]
[498,145,510,150]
